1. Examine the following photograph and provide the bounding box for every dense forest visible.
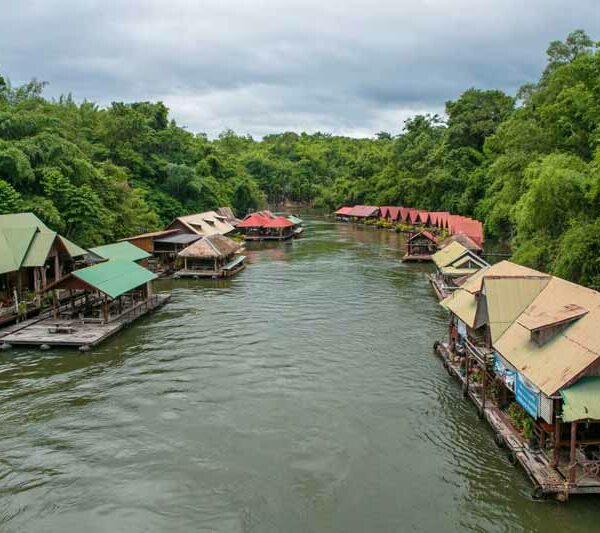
[0,31,599,287]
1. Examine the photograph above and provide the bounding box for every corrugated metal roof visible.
[441,287,479,328]
[0,212,49,230]
[432,241,469,268]
[119,229,179,241]
[72,259,156,299]
[483,277,550,343]
[170,211,236,236]
[440,266,480,277]
[21,231,57,267]
[59,236,87,257]
[89,241,151,262]
[335,207,353,216]
[494,276,600,395]
[264,216,294,228]
[237,213,270,228]
[561,377,600,422]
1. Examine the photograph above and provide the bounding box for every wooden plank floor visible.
[435,342,600,498]
[0,294,170,348]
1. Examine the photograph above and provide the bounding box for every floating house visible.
[335,207,354,221]
[437,260,600,499]
[429,241,489,299]
[348,205,380,222]
[287,215,304,237]
[0,259,169,349]
[176,234,245,278]
[237,213,295,241]
[0,213,87,324]
[402,231,438,261]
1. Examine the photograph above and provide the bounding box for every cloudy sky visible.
[2,0,598,138]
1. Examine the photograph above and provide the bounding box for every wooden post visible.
[184,257,188,272]
[464,353,470,396]
[102,299,109,323]
[481,361,487,413]
[569,421,578,484]
[552,415,561,468]
[52,290,57,319]
[54,254,60,282]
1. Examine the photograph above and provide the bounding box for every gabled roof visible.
[119,229,179,241]
[0,213,86,274]
[237,213,270,228]
[335,207,353,216]
[349,205,379,217]
[178,234,241,258]
[442,232,483,252]
[494,276,600,396]
[89,241,151,262]
[168,211,236,236]
[264,216,294,228]
[408,230,437,243]
[417,211,431,225]
[432,241,470,269]
[70,259,156,299]
[518,303,588,332]
[379,206,390,218]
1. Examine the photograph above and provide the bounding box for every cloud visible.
[1,0,598,137]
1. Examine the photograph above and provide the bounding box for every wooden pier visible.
[0,293,170,349]
[434,341,600,499]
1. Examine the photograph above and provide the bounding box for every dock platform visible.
[0,294,170,349]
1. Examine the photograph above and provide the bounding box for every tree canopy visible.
[0,30,599,287]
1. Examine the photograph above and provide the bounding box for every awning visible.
[561,377,600,422]
[154,233,203,245]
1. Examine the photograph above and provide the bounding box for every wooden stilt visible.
[569,421,578,484]
[552,414,561,468]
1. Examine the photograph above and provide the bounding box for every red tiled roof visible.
[263,216,295,228]
[349,205,380,217]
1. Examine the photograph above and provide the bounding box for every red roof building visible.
[237,213,270,228]
[349,205,380,218]
[263,216,294,228]
[335,207,354,216]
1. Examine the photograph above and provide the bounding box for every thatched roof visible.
[178,234,241,258]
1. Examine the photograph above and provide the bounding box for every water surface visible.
[1,217,599,532]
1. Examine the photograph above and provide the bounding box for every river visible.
[1,216,599,532]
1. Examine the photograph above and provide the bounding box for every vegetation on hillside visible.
[0,31,599,286]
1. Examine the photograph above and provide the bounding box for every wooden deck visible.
[0,294,170,349]
[174,263,246,279]
[434,342,600,499]
[244,233,294,241]
[429,275,449,301]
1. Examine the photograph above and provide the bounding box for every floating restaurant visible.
[436,260,600,499]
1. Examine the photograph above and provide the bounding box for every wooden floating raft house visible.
[0,259,169,350]
[237,212,297,241]
[175,234,246,278]
[0,213,88,326]
[429,241,489,300]
[436,260,600,500]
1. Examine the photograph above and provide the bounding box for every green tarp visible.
[561,377,600,422]
[72,259,157,299]
[89,241,151,263]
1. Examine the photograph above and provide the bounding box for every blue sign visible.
[515,373,539,419]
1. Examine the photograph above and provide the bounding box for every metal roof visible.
[517,303,588,332]
[335,207,353,216]
[493,276,600,396]
[483,276,550,343]
[72,259,157,299]
[432,241,470,268]
[561,377,600,422]
[264,216,294,228]
[237,213,270,228]
[348,205,379,217]
[155,233,202,245]
[119,229,179,241]
[169,211,236,236]
[287,215,303,225]
[89,241,151,262]
[0,227,37,274]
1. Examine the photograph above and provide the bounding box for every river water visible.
[1,216,599,532]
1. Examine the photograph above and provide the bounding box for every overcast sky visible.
[1,1,598,138]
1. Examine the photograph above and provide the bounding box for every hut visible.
[402,231,438,261]
[441,232,483,255]
[216,206,241,226]
[176,234,245,278]
[0,259,169,349]
[287,215,304,238]
[237,213,271,240]
[0,213,87,324]
[436,261,600,499]
[263,216,295,240]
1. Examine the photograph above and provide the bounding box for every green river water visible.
[1,216,599,532]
